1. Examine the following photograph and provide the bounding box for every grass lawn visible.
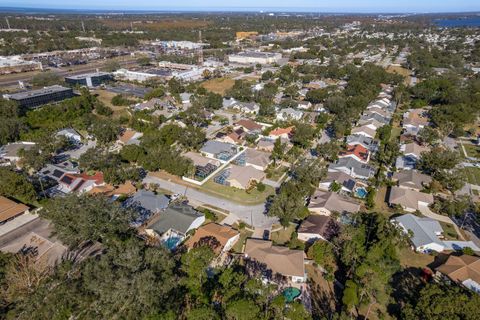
[386,65,412,86]
[462,167,480,186]
[231,229,253,253]
[270,223,297,245]
[200,179,274,205]
[92,89,131,118]
[201,78,235,96]
[440,222,459,240]
[398,247,435,268]
[390,127,402,142]
[463,143,480,158]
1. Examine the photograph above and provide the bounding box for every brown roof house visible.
[308,189,361,216]
[392,170,432,192]
[388,186,434,212]
[185,223,240,254]
[244,148,272,171]
[234,119,263,133]
[225,164,266,190]
[244,239,306,283]
[435,254,480,294]
[118,129,143,146]
[297,215,338,243]
[0,196,30,225]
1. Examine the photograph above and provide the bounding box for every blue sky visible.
[2,0,480,13]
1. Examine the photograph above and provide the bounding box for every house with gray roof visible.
[388,187,434,212]
[392,214,445,253]
[308,189,361,216]
[359,113,390,126]
[124,190,170,226]
[200,141,238,161]
[0,142,36,164]
[328,158,376,180]
[392,170,432,192]
[146,204,205,236]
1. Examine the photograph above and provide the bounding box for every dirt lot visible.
[201,78,235,95]
[386,65,412,86]
[92,89,131,118]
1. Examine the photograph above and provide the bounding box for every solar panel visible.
[52,169,64,178]
[60,175,73,185]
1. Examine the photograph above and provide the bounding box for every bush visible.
[203,209,218,222]
[111,94,133,106]
[256,182,266,192]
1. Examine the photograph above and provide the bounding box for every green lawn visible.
[265,165,288,182]
[440,222,459,240]
[270,223,297,245]
[390,127,402,142]
[463,143,480,158]
[200,179,274,205]
[462,167,480,186]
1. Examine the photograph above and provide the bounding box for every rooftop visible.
[7,85,72,100]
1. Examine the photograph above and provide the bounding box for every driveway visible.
[143,175,278,228]
[418,204,465,240]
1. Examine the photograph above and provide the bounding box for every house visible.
[200,141,238,161]
[388,187,434,212]
[308,189,361,216]
[346,135,379,152]
[118,129,143,146]
[403,108,430,136]
[435,254,480,294]
[244,148,271,171]
[244,239,306,283]
[39,162,80,183]
[57,171,105,194]
[363,106,391,119]
[297,215,336,242]
[319,171,360,194]
[0,142,36,164]
[396,142,429,170]
[276,108,303,121]
[268,126,294,140]
[225,165,266,190]
[329,158,376,180]
[392,170,432,192]
[124,190,170,215]
[232,102,260,114]
[180,92,193,105]
[221,128,247,145]
[297,101,312,110]
[145,204,205,237]
[185,223,240,254]
[351,125,377,139]
[223,98,238,109]
[0,196,30,224]
[234,119,263,134]
[357,118,387,131]
[392,214,445,253]
[56,128,82,144]
[338,144,370,163]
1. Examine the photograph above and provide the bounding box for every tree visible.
[31,71,62,87]
[181,246,215,300]
[291,123,316,149]
[418,127,440,145]
[144,87,165,100]
[402,283,480,320]
[418,148,460,175]
[0,168,37,204]
[284,301,312,320]
[316,141,340,162]
[103,60,120,72]
[271,138,285,165]
[306,88,328,104]
[137,56,152,66]
[308,241,336,275]
[0,99,23,145]
[225,299,261,320]
[41,194,136,247]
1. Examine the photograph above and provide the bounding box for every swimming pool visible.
[355,187,368,199]
[163,236,182,251]
[283,287,301,302]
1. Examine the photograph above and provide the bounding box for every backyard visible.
[270,223,297,245]
[462,167,480,185]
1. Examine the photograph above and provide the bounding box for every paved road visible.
[143,175,278,229]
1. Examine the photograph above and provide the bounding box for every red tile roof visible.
[339,144,369,162]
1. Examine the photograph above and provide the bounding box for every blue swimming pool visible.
[355,188,368,199]
[163,236,182,250]
[283,287,301,302]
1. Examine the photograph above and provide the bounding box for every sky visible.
[1,0,480,13]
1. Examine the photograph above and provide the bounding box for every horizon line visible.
[1,6,480,15]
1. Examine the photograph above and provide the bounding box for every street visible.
[143,175,278,229]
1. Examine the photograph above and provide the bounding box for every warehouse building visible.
[3,85,74,109]
[65,72,112,87]
[228,51,282,65]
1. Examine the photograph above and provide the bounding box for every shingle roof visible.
[392,170,432,190]
[148,204,204,235]
[127,190,169,213]
[394,213,443,249]
[389,187,434,211]
[298,215,334,238]
[245,148,271,168]
[436,255,480,285]
[308,189,361,214]
[185,223,239,253]
[244,239,305,278]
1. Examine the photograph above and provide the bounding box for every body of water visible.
[436,17,480,27]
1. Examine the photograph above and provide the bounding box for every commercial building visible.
[0,56,42,75]
[228,51,282,65]
[65,72,112,87]
[3,85,74,109]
